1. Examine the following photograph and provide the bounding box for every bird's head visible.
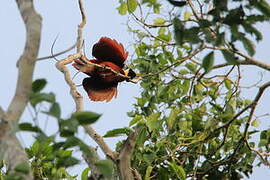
[124,68,137,80]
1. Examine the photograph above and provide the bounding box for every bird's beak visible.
[124,69,137,79]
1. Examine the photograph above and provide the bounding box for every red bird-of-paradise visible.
[72,37,135,102]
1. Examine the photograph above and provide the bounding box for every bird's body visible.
[72,37,129,102]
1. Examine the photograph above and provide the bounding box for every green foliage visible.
[221,49,239,65]
[0,78,104,179]
[169,161,186,180]
[32,79,47,93]
[117,0,270,179]
[72,111,101,125]
[103,127,131,137]
[14,162,30,174]
[202,51,215,73]
[117,0,138,15]
[95,160,114,179]
[81,168,91,180]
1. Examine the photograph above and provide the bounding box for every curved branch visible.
[55,0,118,162]
[0,0,42,178]
[37,43,76,61]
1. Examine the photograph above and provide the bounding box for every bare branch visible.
[77,0,87,53]
[55,1,119,165]
[56,54,118,160]
[0,0,42,178]
[118,129,139,180]
[37,43,76,61]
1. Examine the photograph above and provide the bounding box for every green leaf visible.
[185,63,197,73]
[221,50,238,65]
[184,27,201,44]
[15,162,30,174]
[251,119,260,128]
[63,137,80,148]
[117,2,127,15]
[103,127,131,137]
[242,23,263,41]
[5,174,23,180]
[56,150,72,158]
[72,111,101,125]
[144,165,153,180]
[255,0,270,17]
[173,18,184,45]
[127,0,138,13]
[129,115,142,126]
[95,160,114,178]
[57,156,80,167]
[259,139,268,147]
[169,161,186,180]
[43,102,61,118]
[224,79,232,90]
[19,123,42,133]
[167,107,180,130]
[136,126,149,146]
[81,168,91,180]
[59,119,79,137]
[32,79,47,93]
[202,51,215,73]
[146,112,161,132]
[30,92,55,107]
[167,0,186,7]
[184,11,192,21]
[154,18,166,25]
[240,36,255,56]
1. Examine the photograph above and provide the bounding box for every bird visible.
[72,37,135,102]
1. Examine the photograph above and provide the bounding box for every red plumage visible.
[72,37,128,102]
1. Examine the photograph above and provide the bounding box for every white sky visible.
[1,0,269,179]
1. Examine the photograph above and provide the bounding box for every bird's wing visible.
[82,77,118,102]
[92,37,128,68]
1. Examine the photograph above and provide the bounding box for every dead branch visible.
[37,43,76,61]
[55,0,117,165]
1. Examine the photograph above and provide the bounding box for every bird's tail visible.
[82,77,118,102]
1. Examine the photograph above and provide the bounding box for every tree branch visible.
[0,0,42,178]
[82,146,103,179]
[118,129,139,180]
[37,43,76,61]
[55,0,117,163]
[0,107,4,121]
[205,45,270,72]
[242,81,270,165]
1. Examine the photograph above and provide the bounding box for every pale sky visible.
[1,0,269,179]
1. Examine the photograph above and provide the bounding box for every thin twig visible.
[37,43,76,61]
[205,45,270,72]
[142,45,206,78]
[77,0,86,53]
